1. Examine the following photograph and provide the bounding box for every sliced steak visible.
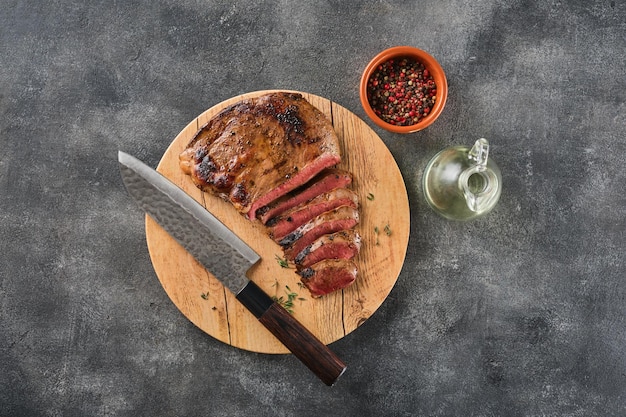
[294,229,362,269]
[259,169,352,224]
[279,205,360,261]
[297,259,358,298]
[179,92,341,220]
[269,188,359,241]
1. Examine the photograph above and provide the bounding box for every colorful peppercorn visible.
[366,57,437,126]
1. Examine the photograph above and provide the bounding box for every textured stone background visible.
[1,1,625,416]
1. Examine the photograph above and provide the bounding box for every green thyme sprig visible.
[272,285,306,314]
[275,254,292,269]
[272,281,306,314]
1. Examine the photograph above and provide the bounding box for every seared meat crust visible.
[297,259,359,298]
[294,229,362,269]
[280,205,360,261]
[269,188,359,241]
[179,92,341,220]
[259,169,353,224]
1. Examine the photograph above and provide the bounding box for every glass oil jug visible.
[423,138,502,221]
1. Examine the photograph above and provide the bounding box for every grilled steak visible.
[179,92,363,297]
[269,188,359,241]
[294,229,361,269]
[298,259,359,298]
[259,169,353,224]
[179,92,341,220]
[279,205,360,261]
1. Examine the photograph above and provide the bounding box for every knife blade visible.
[118,151,346,386]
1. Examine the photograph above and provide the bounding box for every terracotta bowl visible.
[360,46,448,133]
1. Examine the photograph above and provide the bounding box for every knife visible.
[118,151,346,386]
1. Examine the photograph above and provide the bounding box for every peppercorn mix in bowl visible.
[360,46,448,133]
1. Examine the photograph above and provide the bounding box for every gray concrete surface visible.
[1,1,625,416]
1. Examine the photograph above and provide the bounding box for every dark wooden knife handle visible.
[237,280,347,386]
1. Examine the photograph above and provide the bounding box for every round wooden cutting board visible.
[145,90,410,354]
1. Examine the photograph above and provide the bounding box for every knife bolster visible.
[236,280,274,318]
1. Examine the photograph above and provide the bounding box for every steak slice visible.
[269,188,359,241]
[297,259,359,298]
[279,205,360,261]
[259,169,352,224]
[294,229,362,269]
[179,92,341,220]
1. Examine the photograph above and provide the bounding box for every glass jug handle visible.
[460,138,497,213]
[468,138,489,171]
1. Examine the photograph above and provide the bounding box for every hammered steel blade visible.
[118,151,259,293]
